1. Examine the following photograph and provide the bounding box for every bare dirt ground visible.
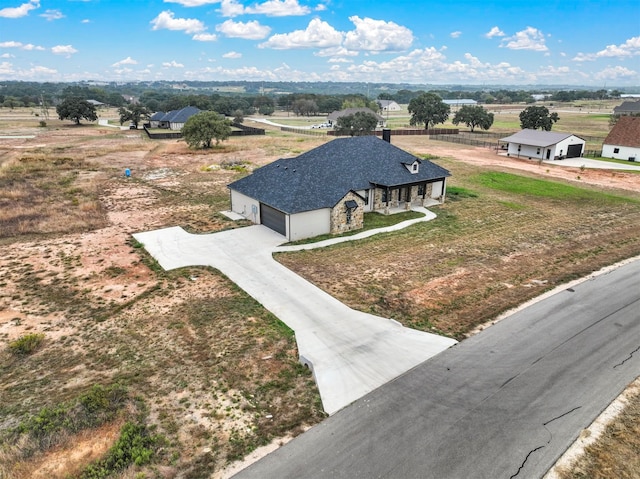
[1,114,639,477]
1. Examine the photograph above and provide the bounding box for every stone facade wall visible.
[330,191,365,234]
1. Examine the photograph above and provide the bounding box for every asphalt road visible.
[233,259,640,479]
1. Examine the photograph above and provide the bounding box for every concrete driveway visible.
[133,213,456,414]
[544,157,640,170]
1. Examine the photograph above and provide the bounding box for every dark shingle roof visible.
[604,116,640,148]
[613,100,640,115]
[228,136,451,214]
[150,111,165,121]
[158,106,201,123]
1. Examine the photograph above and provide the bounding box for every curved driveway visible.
[234,258,640,478]
[133,210,455,414]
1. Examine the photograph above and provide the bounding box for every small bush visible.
[8,333,45,355]
[39,120,47,127]
[80,422,158,478]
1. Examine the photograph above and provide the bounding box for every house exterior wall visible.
[355,189,375,212]
[330,192,365,235]
[506,136,585,160]
[288,209,331,241]
[602,144,640,161]
[230,190,261,224]
[170,122,186,131]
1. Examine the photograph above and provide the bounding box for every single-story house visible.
[377,100,402,112]
[228,134,451,241]
[613,100,640,116]
[602,116,640,161]
[149,106,201,130]
[443,99,478,107]
[87,99,105,107]
[500,129,586,160]
[327,108,386,128]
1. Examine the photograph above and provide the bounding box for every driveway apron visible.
[133,225,456,414]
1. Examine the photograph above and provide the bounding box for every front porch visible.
[376,197,441,215]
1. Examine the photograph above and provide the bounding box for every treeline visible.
[0,80,626,113]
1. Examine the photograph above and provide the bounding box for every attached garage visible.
[260,204,286,236]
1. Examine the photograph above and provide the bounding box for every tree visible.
[334,111,379,136]
[408,93,450,129]
[451,105,494,132]
[118,104,151,128]
[182,111,232,149]
[519,106,560,131]
[56,97,97,125]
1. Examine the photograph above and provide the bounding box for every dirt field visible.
[1,111,639,477]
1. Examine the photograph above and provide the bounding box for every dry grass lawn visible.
[0,104,638,478]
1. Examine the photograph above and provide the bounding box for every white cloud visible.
[259,18,343,49]
[193,33,218,41]
[344,16,413,52]
[0,0,39,19]
[81,19,90,23]
[0,53,14,58]
[22,43,46,51]
[223,51,242,58]
[164,0,219,5]
[112,56,138,67]
[40,9,64,21]
[594,65,637,81]
[0,61,14,74]
[162,60,184,68]
[0,41,23,48]
[327,57,352,63]
[485,26,505,38]
[501,27,548,51]
[314,46,358,58]
[51,45,78,56]
[574,36,640,61]
[216,19,271,39]
[150,10,206,34]
[246,0,311,16]
[450,31,462,39]
[220,0,245,17]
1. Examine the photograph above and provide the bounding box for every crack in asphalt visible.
[509,406,582,478]
[614,345,640,369]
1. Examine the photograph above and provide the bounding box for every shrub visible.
[8,333,45,355]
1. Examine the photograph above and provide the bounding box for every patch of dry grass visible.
[556,386,640,479]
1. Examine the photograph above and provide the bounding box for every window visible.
[412,163,418,172]
[536,148,540,155]
[614,148,620,153]
[418,184,426,196]
[381,189,388,203]
[346,209,352,224]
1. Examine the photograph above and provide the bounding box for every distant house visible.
[228,135,450,241]
[602,116,640,161]
[613,100,640,116]
[327,108,386,128]
[149,106,201,130]
[500,130,586,160]
[443,99,478,107]
[377,100,402,112]
[87,99,104,107]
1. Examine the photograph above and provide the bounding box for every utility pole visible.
[40,92,50,120]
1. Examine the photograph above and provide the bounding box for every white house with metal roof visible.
[500,129,585,161]
[228,135,450,241]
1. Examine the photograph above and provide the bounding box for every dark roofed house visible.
[327,108,386,128]
[150,106,201,130]
[613,100,640,116]
[500,129,585,160]
[602,116,640,161]
[228,135,450,240]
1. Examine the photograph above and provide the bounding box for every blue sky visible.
[0,0,639,86]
